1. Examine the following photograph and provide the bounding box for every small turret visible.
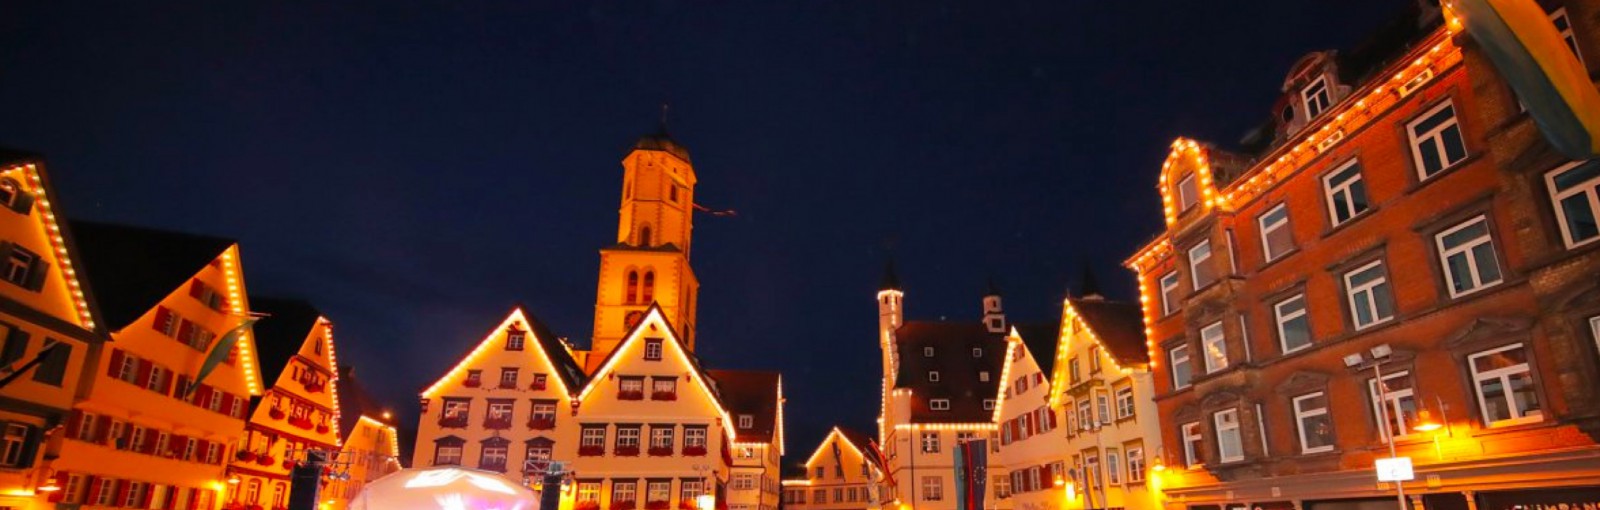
[982,278,1006,333]
[878,260,904,333]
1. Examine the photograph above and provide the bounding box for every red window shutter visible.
[221,393,235,416]
[142,482,157,507]
[84,476,101,504]
[174,374,189,398]
[177,320,194,345]
[136,360,153,389]
[189,280,204,298]
[65,410,82,439]
[161,369,175,396]
[46,471,68,502]
[199,385,214,409]
[114,480,130,506]
[195,440,209,462]
[107,348,125,377]
[185,488,199,510]
[1048,408,1058,428]
[94,415,112,444]
[153,307,172,333]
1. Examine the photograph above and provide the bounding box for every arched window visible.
[626,271,640,304]
[641,271,655,304]
[639,226,652,247]
[245,479,261,504]
[272,483,287,508]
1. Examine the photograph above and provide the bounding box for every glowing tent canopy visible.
[349,466,540,510]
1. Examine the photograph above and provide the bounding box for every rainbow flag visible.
[1450,0,1600,159]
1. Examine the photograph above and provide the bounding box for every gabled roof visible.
[338,365,397,441]
[709,369,780,444]
[0,154,104,335]
[892,321,1008,423]
[834,427,883,471]
[249,297,323,387]
[1067,298,1149,367]
[68,221,234,330]
[1012,323,1060,376]
[579,304,735,439]
[421,306,587,399]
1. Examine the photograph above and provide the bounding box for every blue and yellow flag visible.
[1449,0,1600,159]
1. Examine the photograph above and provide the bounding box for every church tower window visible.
[640,226,653,247]
[641,271,656,303]
[626,271,640,305]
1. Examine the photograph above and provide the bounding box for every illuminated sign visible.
[1374,457,1414,482]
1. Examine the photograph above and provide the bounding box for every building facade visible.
[0,154,106,510]
[713,370,785,510]
[1125,3,1600,510]
[224,298,344,509]
[321,366,402,510]
[50,222,264,510]
[782,427,885,510]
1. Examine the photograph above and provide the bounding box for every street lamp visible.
[1343,344,1410,510]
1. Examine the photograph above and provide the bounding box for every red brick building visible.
[1124,3,1600,510]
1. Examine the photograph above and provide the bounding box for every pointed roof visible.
[1078,264,1103,300]
[1066,298,1149,366]
[0,153,105,334]
[632,125,692,163]
[338,365,398,441]
[421,305,587,398]
[69,221,235,330]
[249,297,324,387]
[879,259,901,292]
[579,304,736,438]
[1013,322,1061,375]
[804,426,881,472]
[709,369,781,444]
[892,321,1008,423]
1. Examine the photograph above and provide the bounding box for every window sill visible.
[1408,152,1485,192]
[1322,207,1380,240]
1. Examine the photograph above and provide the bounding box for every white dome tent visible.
[349,465,540,510]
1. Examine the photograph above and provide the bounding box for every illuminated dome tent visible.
[349,466,540,510]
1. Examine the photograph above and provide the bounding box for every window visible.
[738,414,754,428]
[499,368,519,389]
[1095,390,1111,425]
[978,370,990,382]
[1160,272,1181,316]
[1545,161,1600,248]
[580,426,607,448]
[2,246,37,288]
[1106,448,1122,484]
[0,326,24,368]
[1200,322,1228,373]
[644,339,663,361]
[1591,316,1600,365]
[648,480,672,503]
[435,443,464,465]
[506,329,525,351]
[920,431,940,453]
[577,482,602,503]
[612,481,638,505]
[927,371,940,382]
[616,425,642,449]
[921,476,943,502]
[684,426,707,449]
[1258,203,1295,262]
[1302,77,1332,119]
[1188,241,1216,290]
[1126,447,1145,483]
[930,399,950,411]
[465,370,482,387]
[649,426,674,450]
[1089,345,1101,373]
[486,400,514,428]
[480,440,509,471]
[1178,174,1200,211]
[1115,386,1135,419]
[1368,371,1418,440]
[1274,294,1313,354]
[1169,344,1192,389]
[652,378,677,400]
[923,346,934,357]
[983,399,995,410]
[1552,8,1584,61]
[1469,343,1543,427]
[1069,357,1081,383]
[33,341,69,386]
[1436,216,1503,297]
[1344,260,1396,329]
[1214,409,1243,463]
[619,377,645,399]
[0,423,29,467]
[1181,422,1203,467]
[1293,392,1335,453]
[626,271,640,304]
[1076,399,1092,431]
[1324,160,1371,225]
[641,271,655,303]
[972,347,983,357]
[1408,100,1468,179]
[441,398,471,427]
[531,373,548,390]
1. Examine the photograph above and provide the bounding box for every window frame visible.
[1552,8,1584,62]
[1544,160,1600,249]
[1213,409,1244,463]
[1200,322,1228,373]
[1302,76,1332,119]
[1468,343,1544,427]
[1274,293,1313,354]
[1168,343,1192,390]
[1178,174,1200,212]
[1160,272,1181,316]
[1115,385,1135,419]
[1258,203,1295,262]
[1323,159,1371,227]
[1343,259,1396,330]
[1434,215,1504,298]
[1406,99,1469,180]
[1126,446,1145,483]
[1292,392,1335,454]
[1188,240,1216,291]
[644,339,664,361]
[1181,422,1203,467]
[929,399,951,411]
[1367,370,1418,440]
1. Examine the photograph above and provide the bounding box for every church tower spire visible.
[587,123,701,373]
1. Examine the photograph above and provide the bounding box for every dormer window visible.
[1302,77,1332,119]
[930,399,951,411]
[464,370,482,388]
[983,399,995,410]
[644,338,664,361]
[978,371,990,382]
[1177,174,1200,211]
[923,346,935,357]
[506,329,526,351]
[928,371,940,382]
[738,414,754,428]
[972,348,983,358]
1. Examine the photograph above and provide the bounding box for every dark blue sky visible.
[2,0,1401,466]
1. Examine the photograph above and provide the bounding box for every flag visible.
[692,203,738,217]
[954,440,987,510]
[831,440,844,478]
[867,439,896,489]
[1448,0,1600,159]
[187,316,258,396]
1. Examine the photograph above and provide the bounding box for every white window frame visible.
[1293,392,1334,454]
[1106,448,1122,485]
[1368,370,1418,440]
[923,346,935,357]
[1258,203,1294,262]
[978,370,990,382]
[930,399,950,411]
[1095,389,1111,425]
[983,399,995,410]
[580,427,606,447]
[1344,260,1395,330]
[1435,215,1503,297]
[1115,386,1135,419]
[1169,344,1192,389]
[1324,159,1370,226]
[738,414,754,428]
[920,432,940,453]
[1181,422,1203,467]
[1200,322,1228,373]
[1178,174,1200,211]
[1160,272,1181,316]
[1076,400,1093,431]
[1407,100,1468,179]
[1302,76,1332,119]
[1545,161,1600,248]
[1274,294,1312,354]
[927,371,940,382]
[1188,240,1215,290]
[1126,447,1145,483]
[1591,316,1600,365]
[972,348,983,358]
[1214,409,1244,463]
[1468,343,1544,427]
[1552,8,1584,62]
[921,476,943,502]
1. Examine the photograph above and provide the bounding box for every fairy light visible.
[5,164,97,330]
[322,318,343,447]
[1048,299,1146,408]
[892,423,997,431]
[220,246,262,395]
[358,415,401,459]
[574,306,738,440]
[774,376,786,455]
[803,427,867,467]
[422,308,574,399]
[990,333,1020,422]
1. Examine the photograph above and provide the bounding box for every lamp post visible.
[1343,344,1409,510]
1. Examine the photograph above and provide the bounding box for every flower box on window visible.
[315,423,330,434]
[648,446,674,457]
[236,451,256,462]
[288,416,313,430]
[282,459,295,470]
[615,446,640,457]
[651,391,677,401]
[679,500,698,510]
[464,379,482,388]
[528,418,556,430]
[530,379,547,391]
[268,408,285,420]
[683,445,707,457]
[256,454,274,466]
[618,390,644,401]
[485,419,512,430]
[578,445,605,457]
[611,500,637,510]
[647,501,670,510]
[577,502,601,510]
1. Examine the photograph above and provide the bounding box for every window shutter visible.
[142,483,156,507]
[220,393,234,416]
[177,320,194,346]
[114,480,130,506]
[46,471,67,502]
[136,360,153,389]
[195,439,210,462]
[9,189,35,214]
[84,476,101,504]
[173,374,189,398]
[186,488,200,510]
[1048,408,1058,428]
[94,415,111,444]
[24,254,48,291]
[197,385,213,409]
[189,280,204,299]
[161,369,175,396]
[152,307,171,333]
[66,410,82,440]
[107,348,124,378]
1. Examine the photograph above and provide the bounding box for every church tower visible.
[587,125,701,373]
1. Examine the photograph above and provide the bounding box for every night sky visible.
[3,0,1401,467]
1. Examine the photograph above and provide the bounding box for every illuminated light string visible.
[574,307,738,440]
[420,308,574,399]
[323,318,343,447]
[774,377,786,455]
[3,164,97,330]
[221,246,263,395]
[989,335,1020,423]
[357,415,402,460]
[892,423,997,431]
[802,427,865,468]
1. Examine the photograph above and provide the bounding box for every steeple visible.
[877,259,904,334]
[1079,263,1105,301]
